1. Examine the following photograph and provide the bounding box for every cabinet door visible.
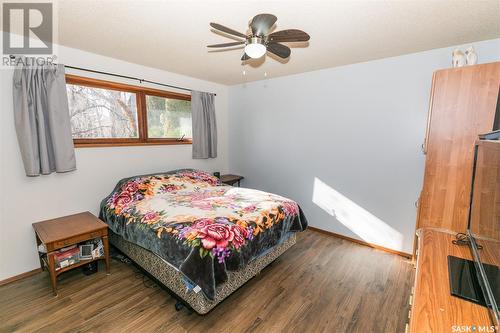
[417,62,500,232]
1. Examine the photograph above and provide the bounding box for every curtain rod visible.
[65,65,217,96]
[9,55,216,96]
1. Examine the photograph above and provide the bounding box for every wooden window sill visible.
[74,140,192,148]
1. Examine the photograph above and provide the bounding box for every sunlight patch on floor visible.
[312,177,403,250]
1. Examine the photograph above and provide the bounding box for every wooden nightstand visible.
[220,174,244,187]
[32,211,110,295]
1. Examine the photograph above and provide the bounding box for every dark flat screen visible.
[448,255,500,308]
[494,86,500,131]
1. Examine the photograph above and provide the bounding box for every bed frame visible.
[109,231,296,314]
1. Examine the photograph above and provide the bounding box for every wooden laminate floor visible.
[0,230,414,333]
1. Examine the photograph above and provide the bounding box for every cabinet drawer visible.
[49,229,106,251]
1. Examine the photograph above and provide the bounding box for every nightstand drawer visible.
[51,229,107,251]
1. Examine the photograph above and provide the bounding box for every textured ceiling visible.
[56,0,500,85]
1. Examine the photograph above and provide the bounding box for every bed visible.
[99,169,307,314]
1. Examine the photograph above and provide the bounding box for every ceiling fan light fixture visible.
[209,14,309,60]
[244,37,266,59]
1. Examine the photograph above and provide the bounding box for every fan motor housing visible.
[248,36,265,46]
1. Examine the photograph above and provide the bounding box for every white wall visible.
[228,38,500,254]
[0,46,229,280]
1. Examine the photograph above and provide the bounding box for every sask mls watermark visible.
[2,1,57,66]
[452,325,497,332]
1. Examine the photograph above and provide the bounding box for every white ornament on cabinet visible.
[465,47,478,65]
[452,49,466,68]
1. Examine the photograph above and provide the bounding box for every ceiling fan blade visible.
[210,22,247,39]
[268,29,310,42]
[207,41,245,48]
[267,42,291,59]
[241,53,250,61]
[250,13,277,36]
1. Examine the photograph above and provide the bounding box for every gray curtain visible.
[191,91,217,159]
[12,59,76,176]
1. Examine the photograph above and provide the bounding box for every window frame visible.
[66,74,192,148]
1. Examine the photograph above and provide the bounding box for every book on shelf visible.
[54,247,80,270]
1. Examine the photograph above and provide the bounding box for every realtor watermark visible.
[1,1,57,67]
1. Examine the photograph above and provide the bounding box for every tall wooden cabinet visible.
[416,62,500,234]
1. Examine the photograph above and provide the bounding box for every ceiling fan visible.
[207,13,310,60]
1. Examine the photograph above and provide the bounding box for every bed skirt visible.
[109,231,296,314]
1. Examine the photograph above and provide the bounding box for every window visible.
[66,75,192,147]
[68,85,139,139]
[146,95,192,139]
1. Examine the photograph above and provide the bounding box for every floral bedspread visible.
[99,169,307,300]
